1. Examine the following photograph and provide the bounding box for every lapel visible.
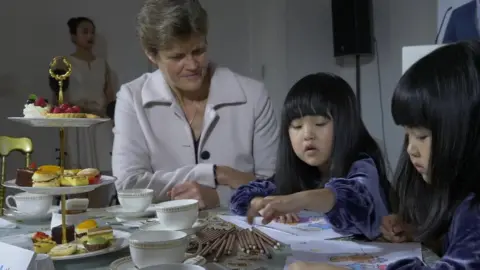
[141,65,247,149]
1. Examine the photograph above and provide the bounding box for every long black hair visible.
[275,73,391,210]
[391,41,480,241]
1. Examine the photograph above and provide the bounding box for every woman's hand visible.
[215,166,256,188]
[247,194,304,224]
[380,214,412,243]
[288,262,348,270]
[169,181,219,209]
[276,213,300,224]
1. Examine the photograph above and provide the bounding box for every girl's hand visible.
[288,262,349,270]
[380,214,412,243]
[276,213,300,224]
[247,194,303,224]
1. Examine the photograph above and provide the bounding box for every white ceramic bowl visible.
[154,199,199,230]
[129,230,189,268]
[117,189,154,212]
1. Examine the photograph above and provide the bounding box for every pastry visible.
[77,168,101,184]
[32,171,59,187]
[83,236,110,252]
[87,226,114,243]
[16,168,35,186]
[51,224,75,244]
[75,219,97,243]
[47,103,85,118]
[32,232,50,243]
[64,169,81,176]
[33,238,56,254]
[60,175,89,186]
[66,198,89,214]
[85,113,100,119]
[37,165,61,175]
[23,94,51,118]
[48,243,77,257]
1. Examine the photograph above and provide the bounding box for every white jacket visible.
[112,66,279,206]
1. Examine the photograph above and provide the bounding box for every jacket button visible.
[200,151,210,160]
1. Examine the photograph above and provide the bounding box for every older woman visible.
[112,0,279,209]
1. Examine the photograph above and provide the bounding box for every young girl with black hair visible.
[231,73,391,240]
[285,41,480,270]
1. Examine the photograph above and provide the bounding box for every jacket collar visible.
[141,65,247,107]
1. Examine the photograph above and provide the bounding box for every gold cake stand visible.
[2,56,115,245]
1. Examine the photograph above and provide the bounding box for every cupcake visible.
[83,236,110,252]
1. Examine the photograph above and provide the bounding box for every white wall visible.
[0,0,437,179]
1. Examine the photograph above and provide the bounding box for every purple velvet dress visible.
[387,194,480,270]
[229,157,389,239]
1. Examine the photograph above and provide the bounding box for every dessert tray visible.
[0,229,130,261]
[8,117,110,128]
[3,175,116,195]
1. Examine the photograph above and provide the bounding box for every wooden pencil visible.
[252,232,264,254]
[213,237,228,262]
[253,227,281,248]
[238,230,249,253]
[246,229,257,249]
[257,234,272,259]
[226,233,235,255]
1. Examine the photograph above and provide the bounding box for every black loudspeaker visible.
[331,0,373,57]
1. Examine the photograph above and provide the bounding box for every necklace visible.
[189,104,198,126]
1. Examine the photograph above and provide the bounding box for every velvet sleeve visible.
[229,177,276,216]
[387,196,480,270]
[324,158,388,239]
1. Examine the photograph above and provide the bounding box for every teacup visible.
[139,264,205,270]
[129,230,200,269]
[117,189,153,212]
[5,192,52,216]
[154,199,199,230]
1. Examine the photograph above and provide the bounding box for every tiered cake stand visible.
[3,56,116,244]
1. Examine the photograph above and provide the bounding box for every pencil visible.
[253,230,278,249]
[253,227,281,248]
[257,234,272,259]
[252,232,264,254]
[226,233,235,255]
[213,237,228,262]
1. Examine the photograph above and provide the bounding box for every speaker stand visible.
[355,54,362,117]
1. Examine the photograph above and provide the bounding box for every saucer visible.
[106,205,156,219]
[3,206,59,221]
[110,255,206,270]
[139,219,208,235]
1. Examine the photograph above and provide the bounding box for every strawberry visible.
[29,162,37,169]
[32,232,49,240]
[34,97,46,107]
[59,104,70,111]
[64,107,74,113]
[71,106,81,113]
[88,175,101,185]
[53,107,62,114]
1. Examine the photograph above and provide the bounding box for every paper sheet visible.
[284,240,422,270]
[218,211,347,242]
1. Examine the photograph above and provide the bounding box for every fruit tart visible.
[23,94,51,118]
[46,103,85,118]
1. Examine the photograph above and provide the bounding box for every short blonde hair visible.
[137,0,208,56]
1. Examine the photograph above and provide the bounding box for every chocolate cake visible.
[51,224,75,244]
[16,168,34,186]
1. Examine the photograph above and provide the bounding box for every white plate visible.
[110,255,206,270]
[3,205,59,221]
[52,229,130,261]
[8,117,110,128]
[2,175,116,195]
[0,229,130,261]
[106,205,156,219]
[139,219,208,235]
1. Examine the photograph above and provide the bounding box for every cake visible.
[60,175,89,186]
[51,224,75,244]
[65,198,89,215]
[23,94,51,118]
[75,219,97,243]
[46,103,85,118]
[83,236,110,252]
[77,168,101,184]
[16,168,34,186]
[32,231,56,254]
[87,226,114,243]
[32,171,59,187]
